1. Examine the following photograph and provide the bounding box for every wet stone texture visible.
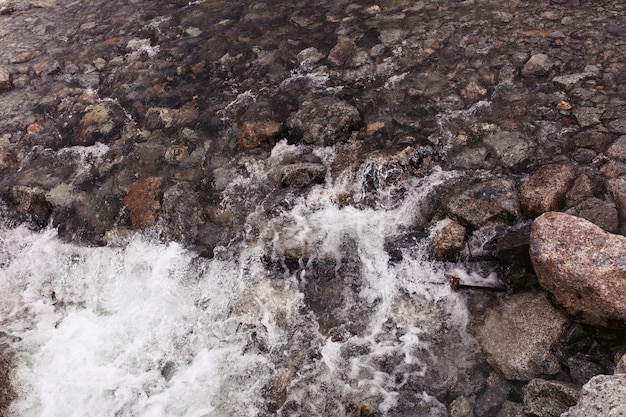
[0,0,626,415]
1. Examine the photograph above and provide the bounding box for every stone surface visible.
[434,219,466,258]
[447,179,520,228]
[495,401,525,417]
[238,121,281,149]
[483,131,533,169]
[286,97,360,146]
[561,375,626,417]
[522,54,553,77]
[0,67,11,91]
[522,379,579,417]
[277,163,326,188]
[520,164,576,218]
[0,354,15,417]
[3,186,52,227]
[328,39,356,67]
[607,135,626,160]
[124,177,163,229]
[159,182,199,244]
[476,292,568,381]
[565,197,618,233]
[530,211,626,327]
[449,395,475,417]
[475,372,511,417]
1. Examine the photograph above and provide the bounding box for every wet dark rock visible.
[520,163,576,218]
[567,353,608,386]
[482,131,533,170]
[565,174,595,206]
[276,163,325,188]
[606,118,626,135]
[522,379,579,417]
[530,212,626,327]
[606,135,626,160]
[460,80,487,104]
[0,67,11,92]
[565,197,618,234]
[447,179,520,229]
[328,38,356,67]
[238,121,282,149]
[76,102,127,146]
[572,130,613,153]
[561,375,626,417]
[488,223,532,267]
[286,97,360,146]
[495,401,525,417]
[474,372,511,417]
[123,176,163,229]
[0,354,15,417]
[3,185,52,227]
[476,292,568,381]
[0,150,17,171]
[159,181,199,245]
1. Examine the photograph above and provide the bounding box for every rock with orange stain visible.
[26,124,44,134]
[124,177,163,229]
[238,121,281,149]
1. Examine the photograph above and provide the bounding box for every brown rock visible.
[434,220,466,258]
[238,121,281,149]
[607,135,626,160]
[4,186,52,226]
[530,212,626,327]
[0,151,17,171]
[0,354,15,417]
[460,80,487,103]
[476,292,568,380]
[328,39,356,67]
[522,54,553,77]
[447,179,520,228]
[520,164,576,218]
[9,50,41,64]
[124,177,163,229]
[0,68,11,92]
[26,123,44,134]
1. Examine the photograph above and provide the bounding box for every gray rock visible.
[522,54,553,77]
[530,212,626,327]
[572,107,602,128]
[476,292,568,381]
[0,67,11,92]
[483,131,534,169]
[278,163,326,188]
[475,372,511,417]
[286,97,361,146]
[520,164,576,218]
[567,353,607,386]
[448,179,520,229]
[522,379,579,417]
[565,197,618,234]
[449,395,475,417]
[561,375,626,417]
[607,135,626,160]
[159,182,199,244]
[496,401,525,417]
[606,119,626,135]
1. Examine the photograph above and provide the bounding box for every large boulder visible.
[476,292,568,381]
[561,375,626,417]
[530,212,626,327]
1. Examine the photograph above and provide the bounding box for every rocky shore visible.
[1,0,626,415]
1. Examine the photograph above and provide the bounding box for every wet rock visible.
[565,174,595,206]
[144,104,199,130]
[606,118,626,135]
[572,107,602,128]
[238,121,281,149]
[561,375,626,417]
[567,353,607,386]
[434,219,466,259]
[447,179,520,229]
[520,164,576,218]
[0,354,15,417]
[297,47,324,67]
[9,50,41,64]
[77,102,126,146]
[0,150,17,171]
[164,145,189,165]
[606,177,626,221]
[3,186,53,227]
[565,197,618,234]
[328,39,357,67]
[530,212,626,327]
[475,372,511,417]
[482,131,533,170]
[159,182,199,245]
[573,130,613,153]
[449,395,475,417]
[124,176,163,229]
[0,67,12,92]
[277,163,326,188]
[495,401,525,417]
[476,292,568,381]
[460,80,487,103]
[522,54,553,77]
[522,379,579,417]
[606,135,626,160]
[286,97,360,146]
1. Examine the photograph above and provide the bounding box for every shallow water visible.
[1,154,478,416]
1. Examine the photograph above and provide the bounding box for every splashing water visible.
[0,151,477,416]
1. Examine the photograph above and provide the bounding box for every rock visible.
[3,186,53,227]
[522,54,553,77]
[565,197,618,233]
[475,372,511,417]
[449,395,475,417]
[238,121,281,149]
[606,118,626,135]
[0,354,15,417]
[476,292,568,381]
[328,39,356,67]
[434,219,466,258]
[164,145,189,165]
[9,50,41,64]
[572,107,602,128]
[495,401,525,417]
[561,375,626,417]
[460,80,487,103]
[607,135,626,160]
[530,212,626,327]
[606,177,626,220]
[286,97,361,146]
[0,67,11,92]
[483,131,533,169]
[567,353,607,385]
[277,163,326,188]
[0,150,17,171]
[297,47,324,67]
[77,102,126,146]
[522,379,579,417]
[520,164,576,218]
[159,182,199,244]
[124,177,163,229]
[565,174,594,206]
[447,179,520,229]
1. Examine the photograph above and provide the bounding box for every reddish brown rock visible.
[328,39,356,67]
[520,164,576,218]
[238,121,281,149]
[124,177,163,229]
[434,220,466,258]
[0,68,11,92]
[530,212,626,327]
